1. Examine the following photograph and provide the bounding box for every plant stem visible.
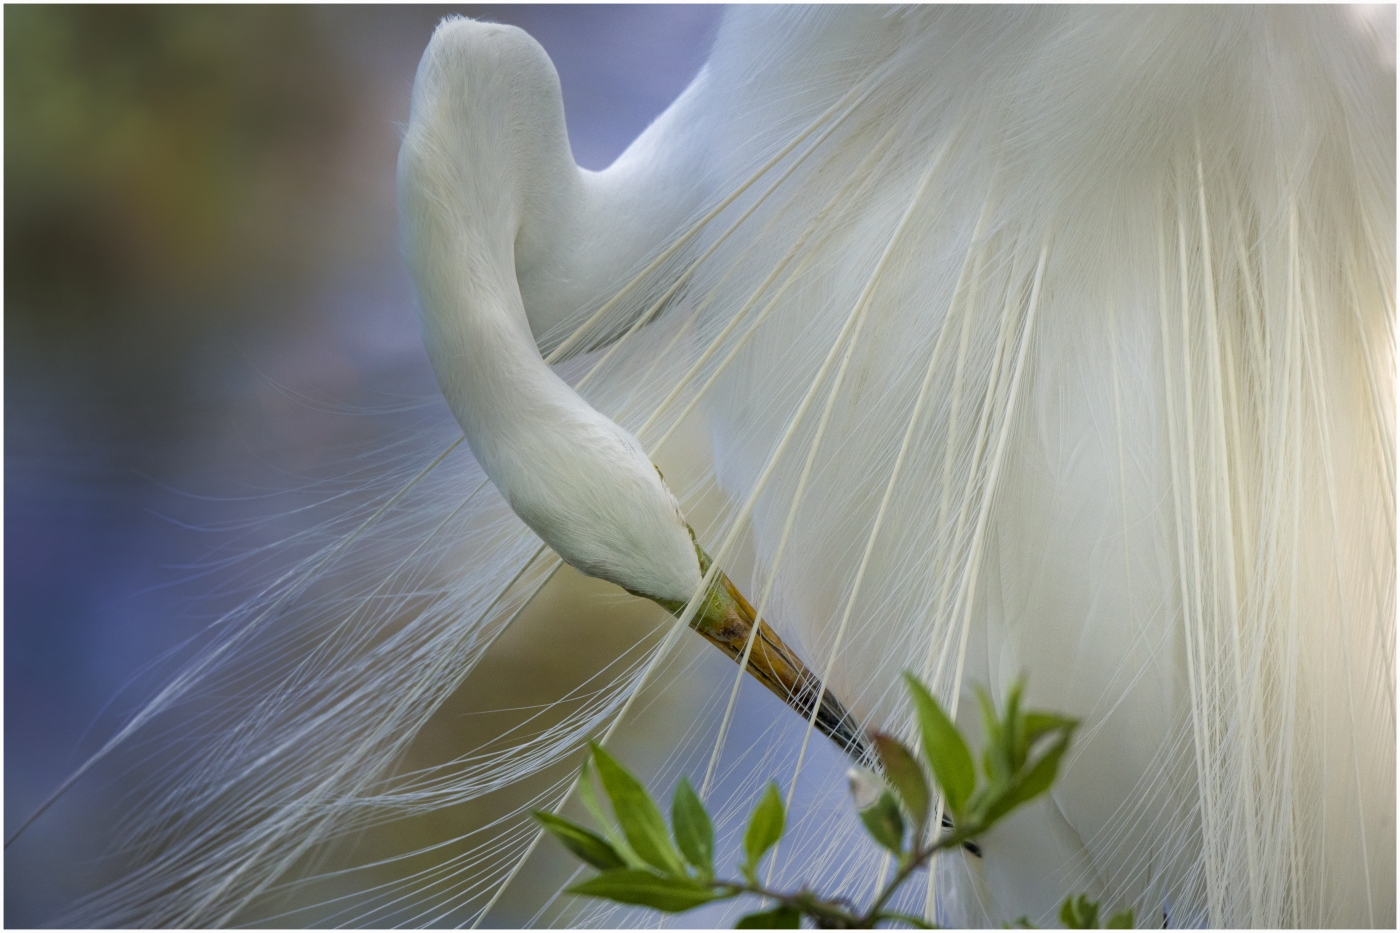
[709,822,985,927]
[874,910,936,929]
[860,824,984,926]
[716,881,861,927]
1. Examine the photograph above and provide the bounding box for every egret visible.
[24,6,1394,928]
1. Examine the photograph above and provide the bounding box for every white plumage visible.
[36,6,1394,927]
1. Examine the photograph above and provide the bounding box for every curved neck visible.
[396,18,705,607]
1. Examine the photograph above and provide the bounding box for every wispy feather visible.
[33,7,1394,928]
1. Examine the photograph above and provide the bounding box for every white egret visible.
[25,6,1394,928]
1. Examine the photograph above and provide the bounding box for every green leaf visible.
[903,673,975,815]
[578,758,609,828]
[873,732,930,830]
[736,905,801,928]
[858,789,906,854]
[1023,712,1077,743]
[532,811,626,871]
[982,729,1073,825]
[1016,729,1072,801]
[975,685,1000,744]
[671,777,714,876]
[1059,894,1100,929]
[1002,679,1026,769]
[568,869,719,913]
[976,686,1011,783]
[1015,710,1074,772]
[589,743,686,874]
[743,782,786,875]
[579,756,644,867]
[1106,908,1134,928]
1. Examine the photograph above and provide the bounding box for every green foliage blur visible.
[5,6,352,344]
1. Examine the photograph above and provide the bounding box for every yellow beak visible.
[648,544,873,764]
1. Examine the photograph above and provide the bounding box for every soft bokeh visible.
[5,6,722,924]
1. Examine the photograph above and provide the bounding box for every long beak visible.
[647,543,874,765]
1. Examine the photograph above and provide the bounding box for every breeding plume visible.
[27,6,1395,928]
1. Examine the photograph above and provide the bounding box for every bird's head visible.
[398,16,869,762]
[398,17,703,605]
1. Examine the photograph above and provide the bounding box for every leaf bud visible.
[846,766,882,810]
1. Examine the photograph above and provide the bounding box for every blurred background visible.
[5,6,727,924]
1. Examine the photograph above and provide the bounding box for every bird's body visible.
[34,6,1394,928]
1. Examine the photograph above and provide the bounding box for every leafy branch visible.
[534,673,1133,928]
